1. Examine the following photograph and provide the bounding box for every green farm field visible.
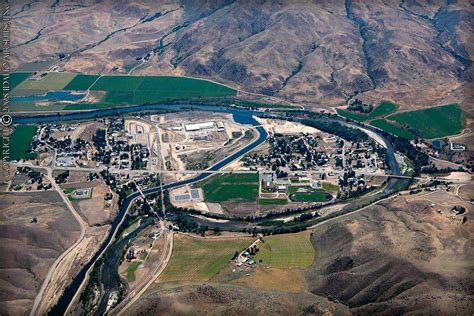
[10,73,238,111]
[388,104,465,139]
[336,109,368,122]
[63,74,100,90]
[0,125,37,161]
[158,234,252,282]
[255,231,315,268]
[197,173,259,203]
[9,72,32,90]
[337,100,398,122]
[14,72,76,91]
[368,101,398,118]
[370,119,415,140]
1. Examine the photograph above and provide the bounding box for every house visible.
[451,205,466,215]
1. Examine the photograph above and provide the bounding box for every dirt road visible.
[29,166,87,316]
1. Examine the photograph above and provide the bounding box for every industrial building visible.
[184,122,215,132]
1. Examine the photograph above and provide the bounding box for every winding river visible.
[13,104,402,314]
[33,105,268,315]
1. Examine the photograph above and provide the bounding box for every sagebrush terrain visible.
[11,0,473,111]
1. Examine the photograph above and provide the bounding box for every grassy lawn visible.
[197,173,259,203]
[255,231,315,268]
[368,100,398,118]
[258,198,288,205]
[14,73,76,91]
[322,182,339,193]
[0,125,37,160]
[159,235,253,282]
[127,261,142,282]
[63,74,100,90]
[387,104,465,139]
[9,72,32,90]
[370,119,415,140]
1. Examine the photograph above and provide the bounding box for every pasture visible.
[127,261,142,282]
[158,234,252,282]
[14,72,76,91]
[197,173,259,203]
[370,119,415,140]
[388,104,464,139]
[255,231,315,268]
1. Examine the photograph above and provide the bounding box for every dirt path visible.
[114,229,174,315]
[29,166,87,316]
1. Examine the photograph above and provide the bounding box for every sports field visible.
[255,231,315,268]
[198,173,259,203]
[288,186,331,202]
[370,119,415,140]
[0,125,38,160]
[258,198,288,205]
[387,104,464,139]
[14,72,76,91]
[158,234,253,282]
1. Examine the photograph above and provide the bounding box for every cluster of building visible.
[242,133,386,176]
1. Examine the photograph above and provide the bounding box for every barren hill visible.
[307,193,474,315]
[11,0,473,110]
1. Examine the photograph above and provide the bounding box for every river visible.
[18,104,402,315]
[44,105,268,315]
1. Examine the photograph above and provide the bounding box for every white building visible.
[184,122,215,132]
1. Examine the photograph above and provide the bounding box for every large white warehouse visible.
[184,122,215,132]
